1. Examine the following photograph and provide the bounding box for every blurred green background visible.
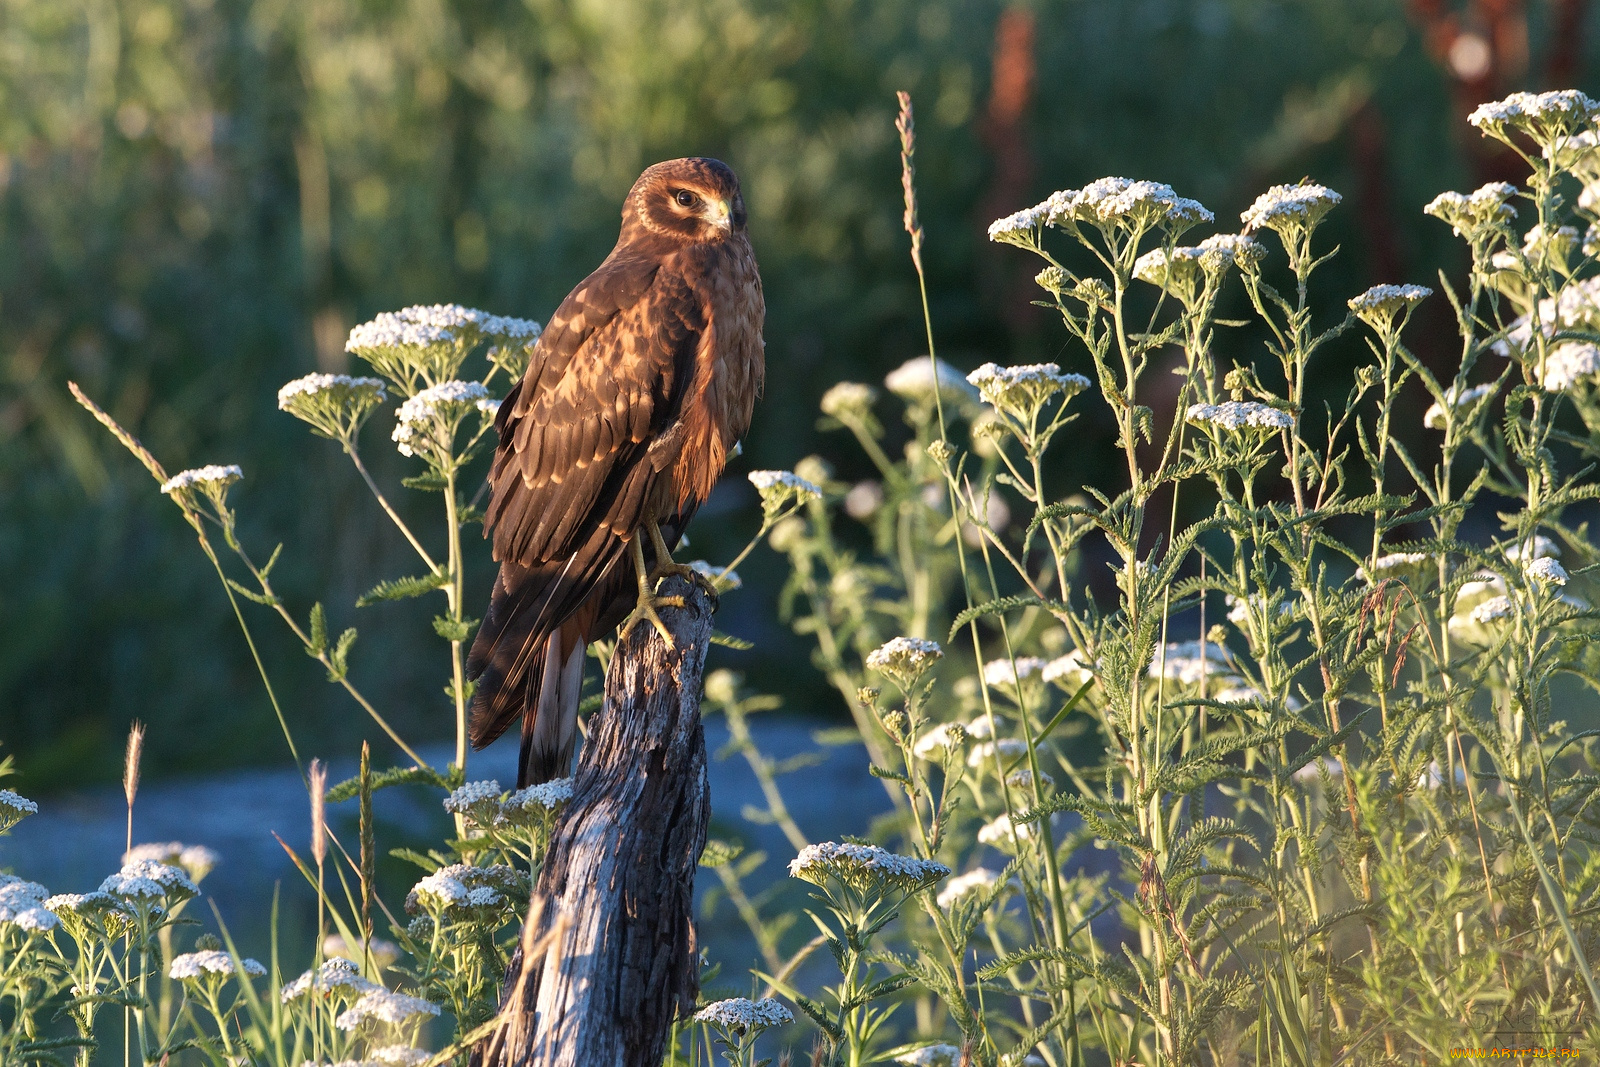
[2,0,1593,789]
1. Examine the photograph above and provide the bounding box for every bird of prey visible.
[466,157,764,787]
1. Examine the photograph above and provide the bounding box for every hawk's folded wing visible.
[486,248,704,565]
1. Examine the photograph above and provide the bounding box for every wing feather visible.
[487,250,702,564]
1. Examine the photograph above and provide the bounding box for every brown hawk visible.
[467,157,765,787]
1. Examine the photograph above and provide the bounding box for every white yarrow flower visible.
[1240,183,1342,234]
[897,1044,963,1067]
[987,203,1051,244]
[160,465,242,496]
[442,780,502,814]
[866,637,944,684]
[169,950,266,981]
[1535,341,1600,391]
[982,657,1048,689]
[935,868,1002,908]
[911,721,966,760]
[884,356,982,405]
[281,958,380,1002]
[1186,401,1293,432]
[977,812,1033,847]
[0,876,56,931]
[788,841,950,891]
[1424,383,1496,429]
[101,860,198,901]
[748,470,823,513]
[1042,649,1094,689]
[278,373,387,409]
[335,990,442,1029]
[967,362,1091,415]
[1470,595,1514,623]
[693,997,794,1032]
[1526,556,1570,585]
[1468,90,1600,138]
[0,789,37,831]
[968,737,1028,769]
[370,1048,430,1067]
[1149,641,1231,684]
[1506,535,1561,562]
[1358,552,1430,584]
[1348,283,1432,328]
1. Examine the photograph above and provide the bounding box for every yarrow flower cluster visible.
[897,1044,964,1066]
[370,1047,430,1067]
[125,841,221,881]
[1358,551,1430,585]
[1225,593,1299,627]
[693,997,794,1034]
[496,778,575,830]
[1424,182,1519,238]
[168,950,266,982]
[442,780,503,827]
[982,656,1048,689]
[989,178,1211,241]
[1467,90,1600,144]
[819,381,878,420]
[0,875,56,932]
[1535,342,1600,392]
[1347,283,1432,329]
[912,721,968,760]
[977,812,1033,848]
[1240,183,1343,236]
[748,470,823,515]
[1526,556,1570,585]
[346,305,539,351]
[1424,383,1496,429]
[159,465,242,500]
[1132,246,1206,293]
[277,374,389,440]
[335,989,442,1030]
[865,636,944,687]
[43,891,135,937]
[968,737,1028,769]
[1149,641,1231,685]
[935,867,1002,908]
[1199,232,1267,269]
[0,788,37,832]
[1042,649,1094,689]
[100,859,198,903]
[967,362,1091,417]
[282,957,380,1002]
[788,841,950,893]
[392,380,493,458]
[883,356,980,405]
[405,863,526,920]
[1186,401,1294,433]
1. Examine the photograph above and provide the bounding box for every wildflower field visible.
[9,86,1600,1066]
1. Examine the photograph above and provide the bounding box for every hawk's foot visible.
[646,521,696,583]
[618,586,687,648]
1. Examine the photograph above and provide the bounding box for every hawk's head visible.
[627,157,748,244]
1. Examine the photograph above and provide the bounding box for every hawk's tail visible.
[466,516,692,787]
[467,539,628,786]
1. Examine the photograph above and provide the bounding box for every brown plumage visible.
[467,157,765,786]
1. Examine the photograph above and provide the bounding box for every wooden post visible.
[477,575,713,1067]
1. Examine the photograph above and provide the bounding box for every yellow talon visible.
[620,536,684,648]
[647,521,696,582]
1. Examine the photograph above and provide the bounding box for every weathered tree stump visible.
[476,575,713,1067]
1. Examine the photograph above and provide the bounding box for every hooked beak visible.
[708,197,733,233]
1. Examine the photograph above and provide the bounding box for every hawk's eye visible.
[673,189,699,209]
